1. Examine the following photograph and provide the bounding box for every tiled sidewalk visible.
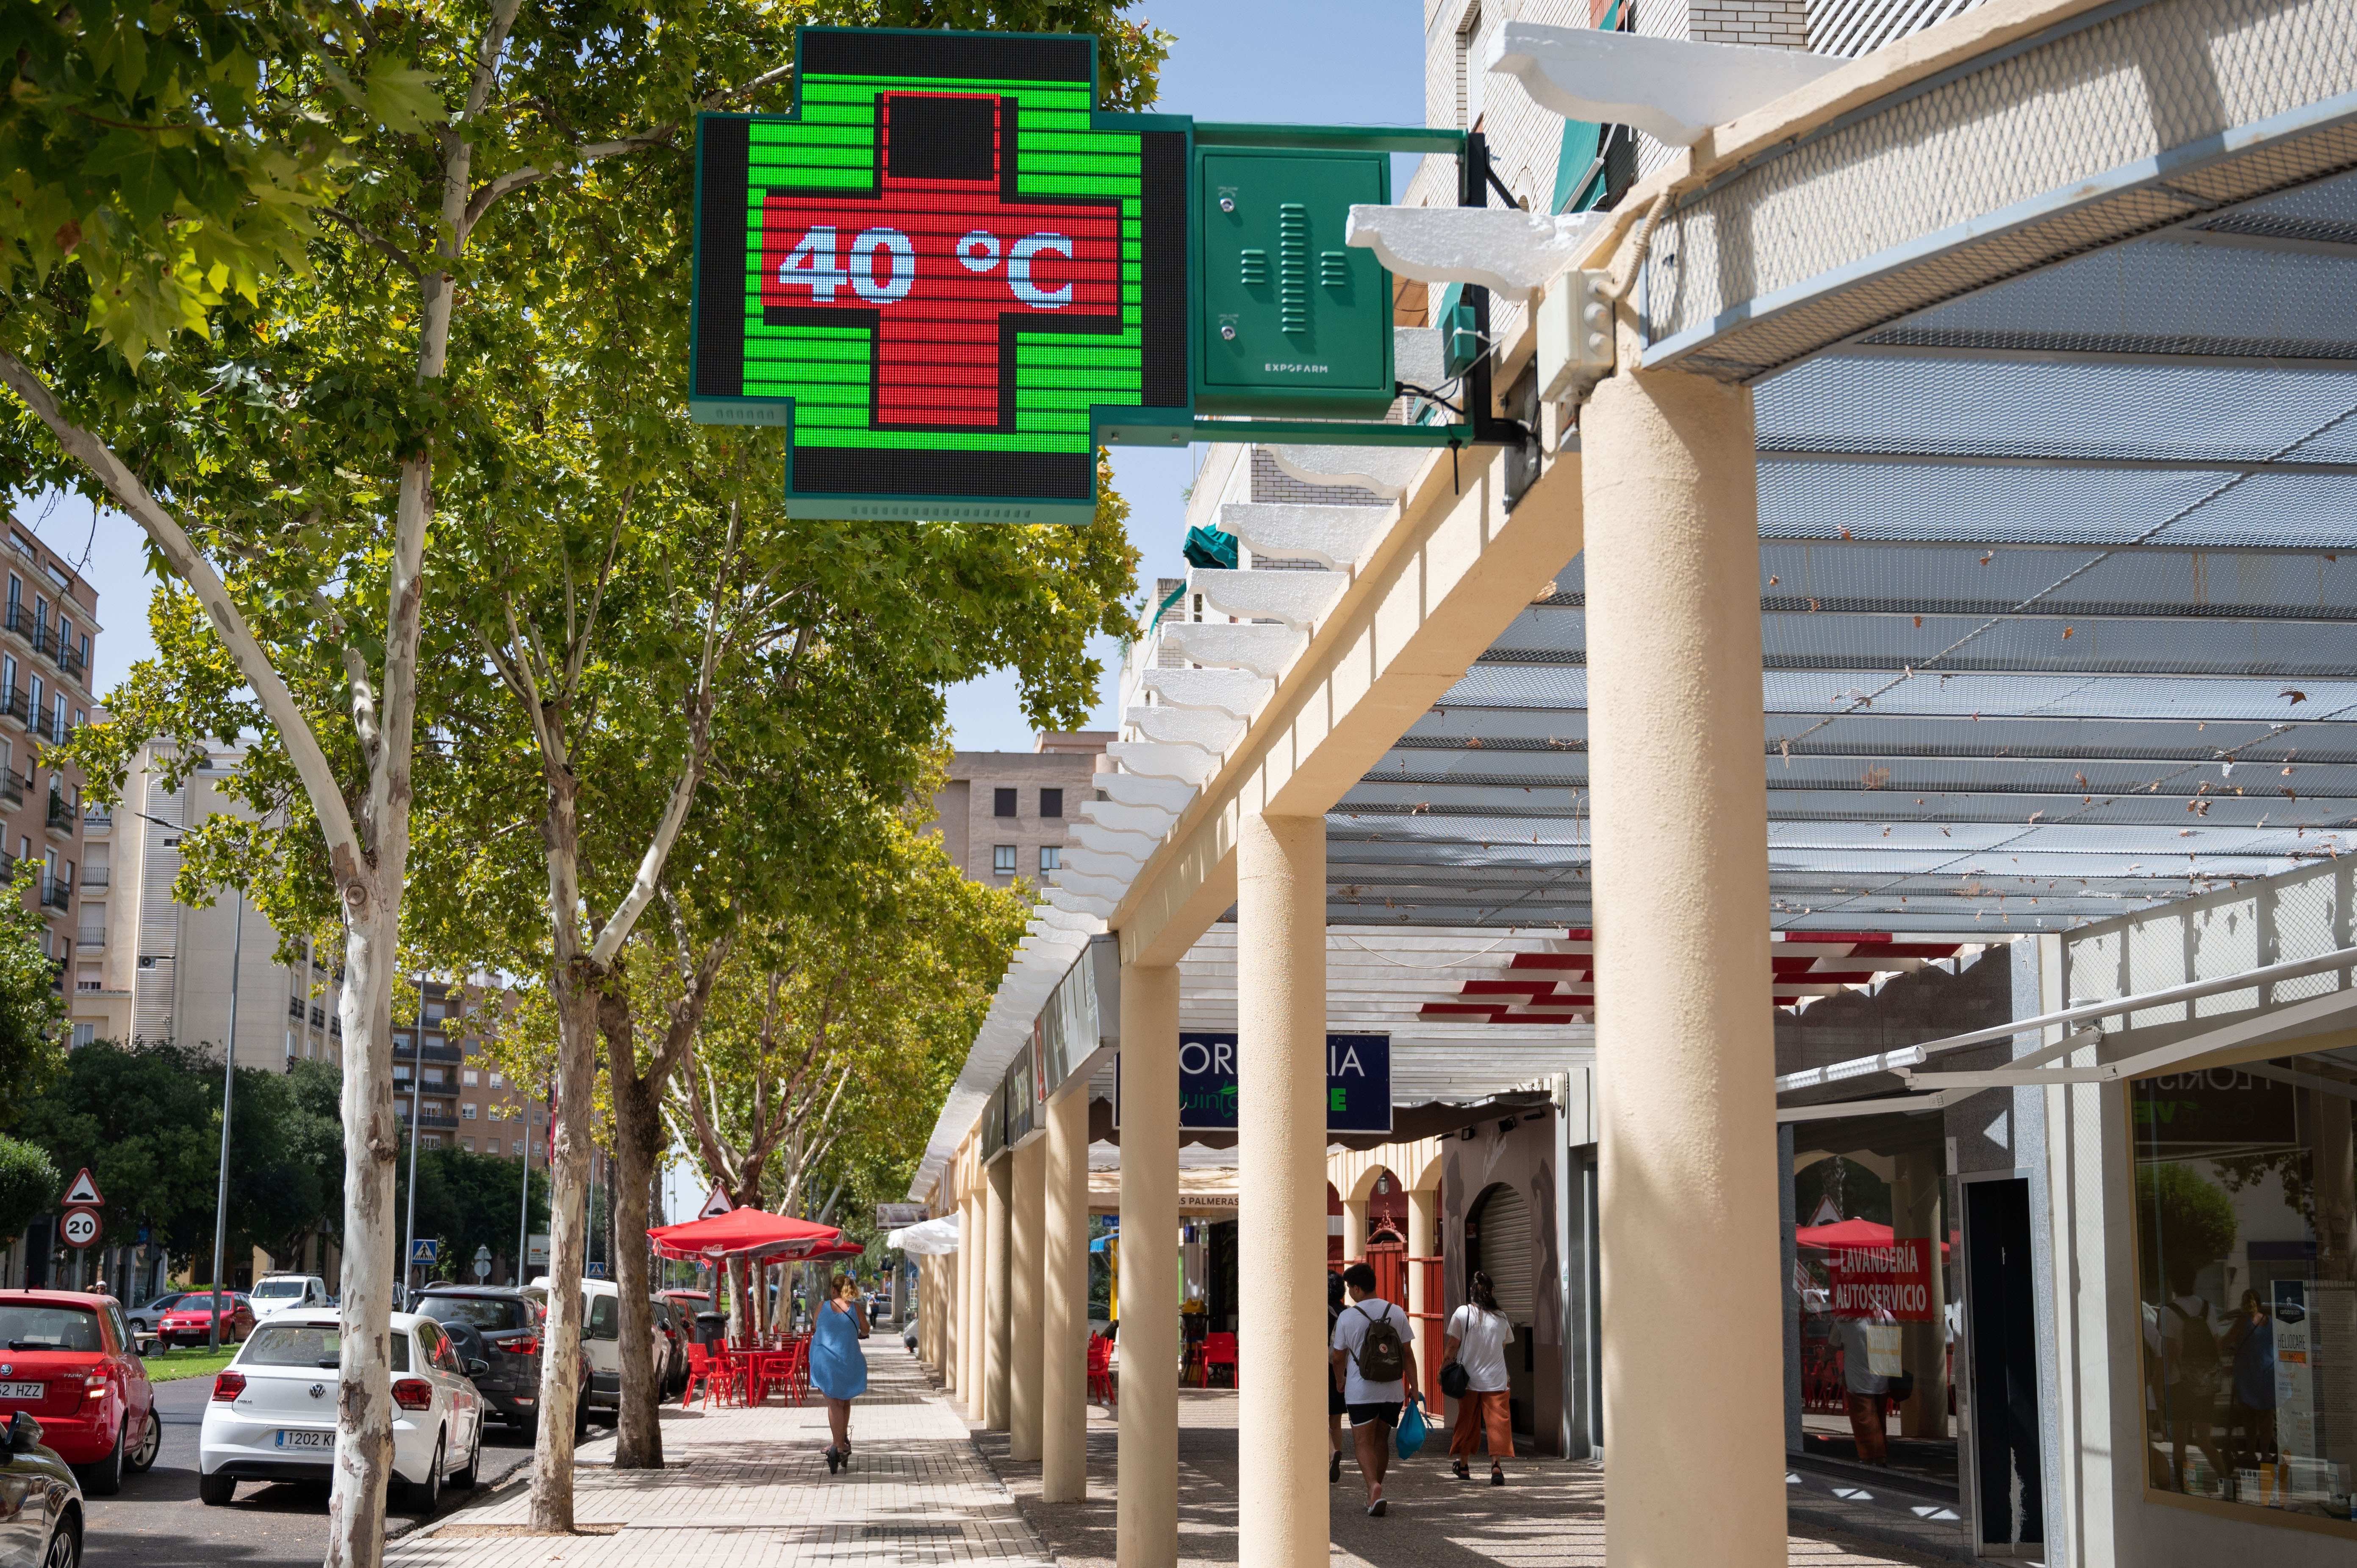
[389,1342,1054,1568]
[386,1341,1955,1568]
[973,1387,1962,1568]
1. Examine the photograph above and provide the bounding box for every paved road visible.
[85,1374,566,1568]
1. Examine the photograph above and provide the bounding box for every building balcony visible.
[76,864,106,890]
[45,796,75,834]
[39,877,70,911]
[80,806,109,834]
[75,931,103,950]
[0,686,24,726]
[395,1106,459,1128]
[400,1038,463,1064]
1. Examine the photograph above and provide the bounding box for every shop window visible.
[2132,1055,2357,1523]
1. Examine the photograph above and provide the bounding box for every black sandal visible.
[1490,1466,1505,1486]
[1452,1459,1470,1480]
[825,1446,842,1474]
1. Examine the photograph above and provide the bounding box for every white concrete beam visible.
[1486,22,1844,147]
[1264,444,1429,500]
[1158,621,1309,679]
[1137,667,1273,717]
[1345,205,1607,300]
[1189,568,1349,631]
[1220,503,1395,573]
[1128,704,1248,755]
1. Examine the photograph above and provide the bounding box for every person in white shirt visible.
[1329,1261,1418,1517]
[1442,1271,1514,1484]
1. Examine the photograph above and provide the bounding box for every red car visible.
[157,1291,255,1348]
[0,1289,162,1493]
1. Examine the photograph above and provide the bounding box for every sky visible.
[11,1,1432,745]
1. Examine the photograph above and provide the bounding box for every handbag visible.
[1395,1393,1428,1460]
[1439,1360,1471,1399]
[1886,1369,1916,1403]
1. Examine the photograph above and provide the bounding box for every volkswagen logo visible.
[309,1384,326,1400]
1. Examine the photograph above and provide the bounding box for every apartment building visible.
[0,522,102,1016]
[87,740,550,1154]
[929,733,1111,888]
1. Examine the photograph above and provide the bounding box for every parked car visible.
[246,1274,332,1321]
[0,1411,84,1568]
[156,1292,254,1349]
[412,1285,589,1440]
[121,1292,193,1339]
[0,1291,162,1496]
[646,1299,685,1401]
[526,1278,662,1425]
[199,1310,484,1515]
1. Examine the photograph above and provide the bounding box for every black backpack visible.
[1348,1302,1408,1383]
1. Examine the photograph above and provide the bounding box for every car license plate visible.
[276,1430,335,1450]
[0,1382,41,1399]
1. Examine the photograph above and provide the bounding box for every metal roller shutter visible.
[1472,1185,1535,1326]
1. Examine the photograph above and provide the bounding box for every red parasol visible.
[803,1239,865,1262]
[646,1208,841,1263]
[1794,1217,1894,1250]
[1794,1217,1956,1256]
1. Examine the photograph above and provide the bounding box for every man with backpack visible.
[1330,1261,1419,1516]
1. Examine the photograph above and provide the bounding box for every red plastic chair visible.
[1087,1335,1116,1405]
[685,1342,739,1408]
[1199,1332,1239,1389]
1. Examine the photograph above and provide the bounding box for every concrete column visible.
[1234,814,1327,1568]
[1583,365,1782,1566]
[1116,962,1180,1568]
[1342,1194,1370,1261]
[1010,1135,1047,1460]
[985,1155,1014,1431]
[963,1192,987,1419]
[1043,1083,1092,1502]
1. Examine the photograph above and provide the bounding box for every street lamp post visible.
[208,897,245,1353]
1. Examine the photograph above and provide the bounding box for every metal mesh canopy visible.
[1329,170,2357,936]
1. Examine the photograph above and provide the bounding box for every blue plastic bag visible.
[1395,1393,1428,1459]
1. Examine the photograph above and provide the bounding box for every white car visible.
[197,1310,485,1515]
[247,1274,332,1320]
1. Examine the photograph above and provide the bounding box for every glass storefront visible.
[1789,1141,1959,1488]
[2131,1050,2357,1524]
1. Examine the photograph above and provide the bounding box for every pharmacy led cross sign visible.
[693,29,1190,523]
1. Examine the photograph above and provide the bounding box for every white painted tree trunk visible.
[324,893,401,1565]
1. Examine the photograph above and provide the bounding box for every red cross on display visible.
[760,93,1123,431]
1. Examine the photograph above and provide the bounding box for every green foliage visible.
[0,1133,61,1247]
[672,811,1029,1213]
[0,862,68,1118]
[10,1040,342,1267]
[0,2,442,363]
[396,1143,549,1283]
[2136,1161,2240,1293]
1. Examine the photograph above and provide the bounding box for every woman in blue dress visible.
[810,1272,870,1473]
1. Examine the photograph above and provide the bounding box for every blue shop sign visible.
[1162,1032,1391,1134]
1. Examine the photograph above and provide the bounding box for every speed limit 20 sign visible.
[59,1207,100,1249]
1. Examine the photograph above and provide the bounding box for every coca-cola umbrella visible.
[803,1238,865,1263]
[646,1208,841,1263]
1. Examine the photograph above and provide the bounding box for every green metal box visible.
[1193,148,1395,418]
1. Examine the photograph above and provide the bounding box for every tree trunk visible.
[529,964,600,1530]
[323,888,400,1568]
[602,987,666,1469]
